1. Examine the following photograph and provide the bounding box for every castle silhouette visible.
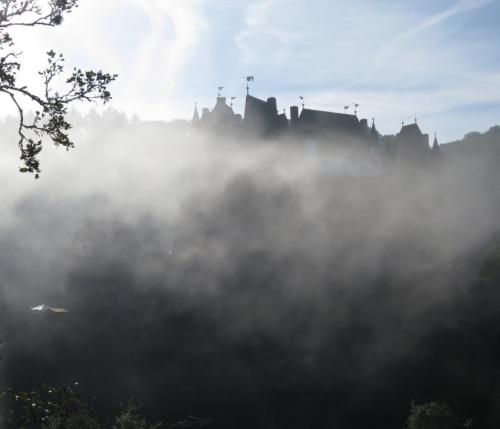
[192,89,440,161]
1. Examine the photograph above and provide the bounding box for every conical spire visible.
[192,102,200,126]
[370,118,378,137]
[432,132,439,152]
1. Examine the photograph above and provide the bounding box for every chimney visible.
[267,97,278,115]
[290,106,299,125]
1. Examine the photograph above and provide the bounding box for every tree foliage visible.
[3,385,101,428]
[112,399,161,429]
[0,0,117,177]
[405,401,471,429]
[480,246,500,282]
[2,385,213,429]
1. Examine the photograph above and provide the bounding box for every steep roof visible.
[244,95,271,119]
[243,95,280,136]
[245,95,268,108]
[399,123,423,137]
[213,97,234,116]
[299,108,361,133]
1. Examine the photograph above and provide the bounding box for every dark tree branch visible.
[0,0,117,177]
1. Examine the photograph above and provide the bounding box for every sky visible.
[3,0,500,141]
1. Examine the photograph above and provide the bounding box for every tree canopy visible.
[0,0,117,177]
[405,402,470,429]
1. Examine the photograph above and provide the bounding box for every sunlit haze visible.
[2,0,500,141]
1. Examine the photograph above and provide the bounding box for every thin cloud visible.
[362,0,494,81]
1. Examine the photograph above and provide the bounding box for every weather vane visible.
[344,105,350,113]
[230,96,236,108]
[218,86,224,97]
[354,103,359,116]
[299,96,305,110]
[246,76,254,95]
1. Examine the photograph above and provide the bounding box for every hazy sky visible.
[3,0,500,141]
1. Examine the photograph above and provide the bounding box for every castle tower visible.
[290,106,299,126]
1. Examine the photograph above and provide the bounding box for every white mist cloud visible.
[0,0,206,120]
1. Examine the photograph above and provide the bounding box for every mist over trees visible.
[442,126,500,160]
[1,2,499,428]
[1,112,500,428]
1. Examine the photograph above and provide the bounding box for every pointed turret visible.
[432,132,439,153]
[192,103,200,127]
[370,118,379,143]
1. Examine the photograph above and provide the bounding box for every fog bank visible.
[1,113,500,428]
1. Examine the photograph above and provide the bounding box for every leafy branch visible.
[0,0,78,28]
[0,0,117,177]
